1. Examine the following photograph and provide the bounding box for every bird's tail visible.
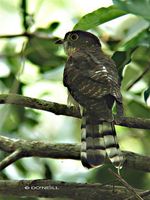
[81,116,124,169]
[102,122,124,168]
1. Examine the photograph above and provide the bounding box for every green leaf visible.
[132,46,150,66]
[3,44,21,74]
[120,29,150,50]
[112,49,135,80]
[73,5,127,30]
[144,87,150,102]
[117,17,150,51]
[25,33,65,71]
[15,160,28,176]
[25,109,40,127]
[37,22,60,34]
[47,22,60,32]
[113,0,150,21]
[121,63,140,91]
[127,100,150,118]
[1,105,25,132]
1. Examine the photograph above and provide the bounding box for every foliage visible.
[113,0,150,21]
[25,32,65,72]
[73,5,127,30]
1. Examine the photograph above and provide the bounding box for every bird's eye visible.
[70,33,79,41]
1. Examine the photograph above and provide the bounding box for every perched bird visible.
[57,30,124,169]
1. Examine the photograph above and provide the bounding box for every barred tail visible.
[80,118,124,169]
[81,116,106,168]
[102,122,124,168]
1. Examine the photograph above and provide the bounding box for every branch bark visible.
[0,93,150,129]
[0,136,150,172]
[0,179,149,200]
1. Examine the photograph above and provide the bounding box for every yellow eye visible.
[70,33,79,41]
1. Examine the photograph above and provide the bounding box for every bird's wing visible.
[64,53,122,102]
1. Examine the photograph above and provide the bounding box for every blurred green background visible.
[0,0,150,199]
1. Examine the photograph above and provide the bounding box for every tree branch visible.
[0,93,150,129]
[0,32,54,40]
[0,179,149,199]
[0,136,150,172]
[0,149,23,170]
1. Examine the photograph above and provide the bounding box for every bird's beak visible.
[55,39,64,44]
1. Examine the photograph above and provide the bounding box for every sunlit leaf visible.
[113,0,150,21]
[73,5,127,30]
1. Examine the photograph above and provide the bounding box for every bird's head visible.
[56,30,101,56]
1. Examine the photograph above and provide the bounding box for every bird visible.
[56,30,124,169]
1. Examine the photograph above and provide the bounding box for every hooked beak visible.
[55,39,64,44]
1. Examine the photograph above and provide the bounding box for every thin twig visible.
[0,32,54,40]
[139,191,150,198]
[0,149,23,170]
[126,190,150,200]
[0,32,30,39]
[126,65,150,91]
[108,169,143,200]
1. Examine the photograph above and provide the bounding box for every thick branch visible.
[0,94,150,129]
[0,93,78,117]
[0,179,149,199]
[0,136,150,172]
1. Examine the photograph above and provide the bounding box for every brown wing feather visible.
[63,52,122,103]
